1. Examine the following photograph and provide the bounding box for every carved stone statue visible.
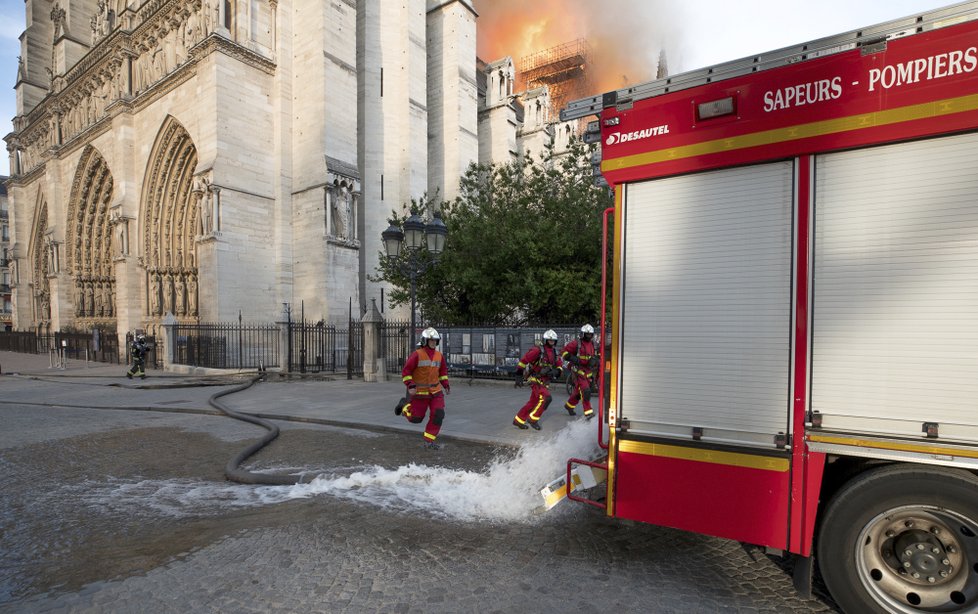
[174,275,186,316]
[331,184,352,240]
[150,274,161,314]
[162,272,174,314]
[187,274,198,316]
[94,282,104,316]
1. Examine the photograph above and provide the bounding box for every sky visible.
[0,0,964,176]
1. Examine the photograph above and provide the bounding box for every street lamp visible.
[381,213,448,347]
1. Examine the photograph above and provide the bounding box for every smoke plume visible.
[473,0,677,97]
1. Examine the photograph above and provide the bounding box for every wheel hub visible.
[857,507,978,612]
[892,529,954,585]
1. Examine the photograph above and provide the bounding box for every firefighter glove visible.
[442,382,450,394]
[568,355,580,366]
[514,377,524,388]
[515,366,524,377]
[552,367,563,380]
[407,385,417,396]
[588,356,599,369]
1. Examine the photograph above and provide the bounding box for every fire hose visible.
[207,375,314,486]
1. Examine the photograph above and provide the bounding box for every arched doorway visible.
[140,116,201,322]
[66,146,116,327]
[28,194,51,327]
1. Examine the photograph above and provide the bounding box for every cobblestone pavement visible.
[0,359,839,613]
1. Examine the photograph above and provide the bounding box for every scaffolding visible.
[519,39,592,124]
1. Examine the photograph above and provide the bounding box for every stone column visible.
[161,312,177,370]
[361,298,385,382]
[276,305,290,373]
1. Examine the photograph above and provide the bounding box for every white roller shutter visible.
[618,162,794,448]
[812,133,978,443]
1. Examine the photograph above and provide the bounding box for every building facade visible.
[0,178,11,330]
[4,0,577,345]
[4,0,482,338]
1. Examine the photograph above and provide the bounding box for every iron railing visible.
[0,329,120,363]
[0,331,47,353]
[56,330,120,364]
[287,320,363,377]
[171,321,279,370]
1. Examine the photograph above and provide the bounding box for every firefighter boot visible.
[528,421,542,431]
[423,441,443,451]
[512,418,528,430]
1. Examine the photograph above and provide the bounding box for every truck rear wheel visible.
[818,464,978,613]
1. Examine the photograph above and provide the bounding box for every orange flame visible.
[474,0,669,98]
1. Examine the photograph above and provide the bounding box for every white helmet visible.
[543,329,558,341]
[421,327,440,342]
[137,334,147,343]
[580,324,595,335]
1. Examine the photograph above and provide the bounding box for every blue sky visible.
[0,0,962,176]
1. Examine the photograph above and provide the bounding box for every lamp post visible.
[382,213,448,348]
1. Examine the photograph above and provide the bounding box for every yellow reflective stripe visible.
[517,361,527,369]
[402,375,412,382]
[529,397,546,420]
[423,432,437,441]
[807,433,978,459]
[439,376,449,381]
[603,92,978,174]
[514,415,527,425]
[618,440,790,472]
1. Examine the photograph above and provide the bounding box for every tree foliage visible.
[375,139,612,325]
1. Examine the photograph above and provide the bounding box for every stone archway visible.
[140,116,200,320]
[28,195,51,325]
[66,146,116,326]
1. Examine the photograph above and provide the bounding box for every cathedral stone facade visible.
[3,0,571,344]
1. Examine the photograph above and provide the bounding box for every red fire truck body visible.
[563,3,978,612]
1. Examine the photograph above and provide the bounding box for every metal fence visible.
[381,321,589,380]
[172,321,280,370]
[55,330,120,364]
[287,320,363,377]
[0,331,48,353]
[0,329,120,364]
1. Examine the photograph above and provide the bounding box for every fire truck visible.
[559,2,978,612]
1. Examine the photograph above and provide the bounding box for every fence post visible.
[277,306,291,373]
[361,299,385,382]
[162,312,178,370]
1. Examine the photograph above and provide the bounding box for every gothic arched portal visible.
[27,193,50,325]
[66,146,116,324]
[140,116,200,320]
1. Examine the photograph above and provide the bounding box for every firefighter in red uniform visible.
[512,329,564,431]
[397,327,451,449]
[562,323,598,419]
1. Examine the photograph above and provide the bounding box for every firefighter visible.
[561,323,598,419]
[126,334,149,380]
[512,329,563,431]
[397,327,451,449]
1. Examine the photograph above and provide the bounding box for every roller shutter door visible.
[812,132,978,442]
[618,162,794,448]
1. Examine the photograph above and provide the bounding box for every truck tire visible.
[817,464,978,613]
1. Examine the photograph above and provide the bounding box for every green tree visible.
[376,139,612,325]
